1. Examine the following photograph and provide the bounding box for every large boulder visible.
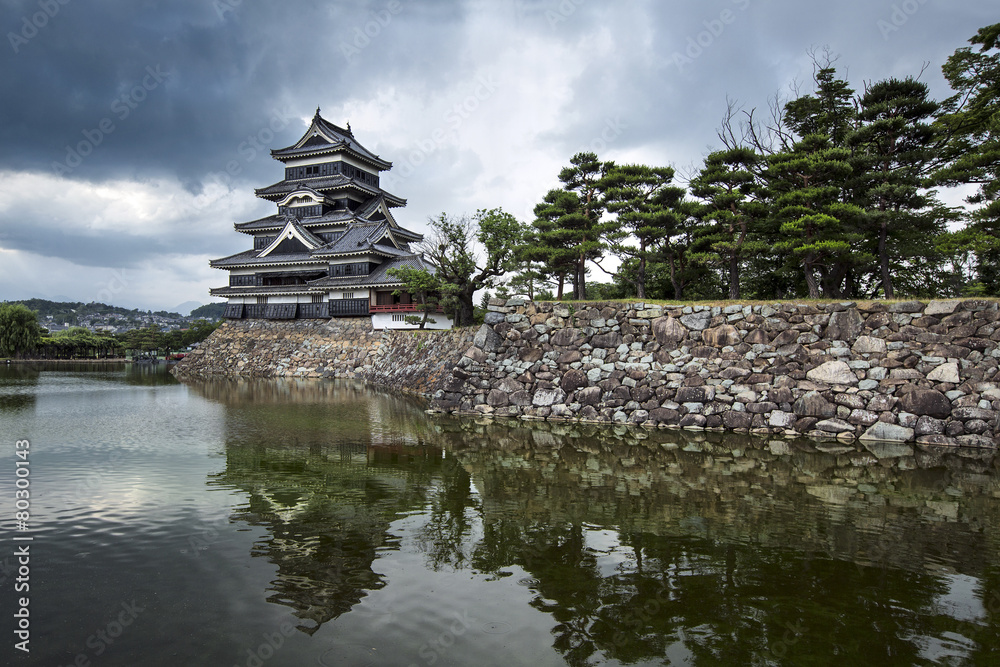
[473,324,503,353]
[550,327,584,347]
[793,391,836,418]
[652,316,687,346]
[860,422,915,444]
[590,332,623,349]
[824,308,863,342]
[679,311,711,331]
[898,388,951,418]
[806,360,858,385]
[560,369,589,393]
[926,362,960,384]
[701,324,741,347]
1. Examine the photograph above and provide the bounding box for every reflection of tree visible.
[0,364,39,411]
[414,456,479,571]
[439,417,1000,666]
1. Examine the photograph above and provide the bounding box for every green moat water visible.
[1,363,998,665]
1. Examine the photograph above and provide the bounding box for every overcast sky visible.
[0,0,994,312]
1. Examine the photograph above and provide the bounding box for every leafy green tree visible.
[386,266,441,329]
[554,152,616,299]
[421,208,525,326]
[767,134,868,298]
[600,164,687,299]
[526,189,583,298]
[183,319,221,347]
[0,304,42,357]
[936,23,1000,292]
[848,77,948,298]
[689,148,770,299]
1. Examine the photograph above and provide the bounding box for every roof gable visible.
[258,218,325,258]
[271,108,391,170]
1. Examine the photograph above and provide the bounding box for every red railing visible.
[369,304,442,313]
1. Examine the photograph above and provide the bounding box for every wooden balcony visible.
[369,304,442,313]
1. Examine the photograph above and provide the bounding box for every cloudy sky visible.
[0,0,995,312]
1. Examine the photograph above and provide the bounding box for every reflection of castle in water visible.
[190,378,443,633]
[186,377,1000,662]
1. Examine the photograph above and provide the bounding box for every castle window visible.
[257,296,268,305]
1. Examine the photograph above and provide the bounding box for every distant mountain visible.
[6,299,182,321]
[172,301,203,316]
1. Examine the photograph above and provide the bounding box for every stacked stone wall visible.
[431,298,1000,448]
[171,318,476,396]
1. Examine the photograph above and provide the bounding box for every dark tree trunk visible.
[636,256,647,300]
[879,220,894,299]
[803,256,820,299]
[728,253,740,300]
[668,255,683,300]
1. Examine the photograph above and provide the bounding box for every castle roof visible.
[271,109,392,171]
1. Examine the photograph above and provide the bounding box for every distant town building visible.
[209,109,450,329]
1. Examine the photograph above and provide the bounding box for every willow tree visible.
[0,304,42,357]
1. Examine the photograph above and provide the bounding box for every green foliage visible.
[0,303,43,357]
[600,163,687,299]
[189,303,226,319]
[387,266,442,329]
[689,147,770,299]
[936,23,1000,292]
[40,327,122,359]
[525,153,616,300]
[420,208,526,326]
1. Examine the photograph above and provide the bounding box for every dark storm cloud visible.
[0,0,468,186]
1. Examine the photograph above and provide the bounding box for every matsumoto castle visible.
[210,109,451,329]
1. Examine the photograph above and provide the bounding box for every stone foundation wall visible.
[171,318,476,396]
[431,298,1000,448]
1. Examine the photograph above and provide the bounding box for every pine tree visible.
[848,77,948,298]
[937,23,1000,292]
[767,134,868,298]
[689,148,769,299]
[600,164,686,299]
[556,152,615,299]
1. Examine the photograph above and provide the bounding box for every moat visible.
[2,363,999,665]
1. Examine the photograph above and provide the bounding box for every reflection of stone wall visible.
[433,299,1000,446]
[172,319,476,396]
[439,419,1000,575]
